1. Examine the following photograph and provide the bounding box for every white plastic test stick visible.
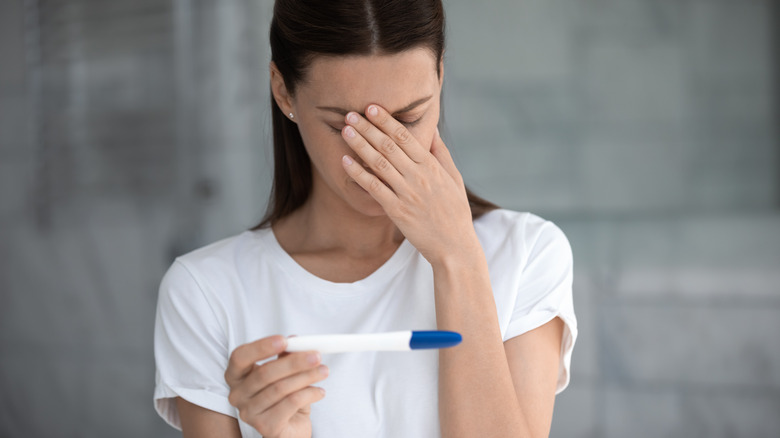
[285,331,412,354]
[284,330,462,354]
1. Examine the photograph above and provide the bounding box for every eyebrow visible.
[316,95,433,117]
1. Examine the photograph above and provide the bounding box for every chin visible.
[351,196,388,218]
[345,182,388,217]
[357,202,388,218]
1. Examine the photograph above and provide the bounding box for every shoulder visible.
[173,228,271,276]
[474,209,560,236]
[175,230,257,268]
[474,209,571,269]
[159,229,272,299]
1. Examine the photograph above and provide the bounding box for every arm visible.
[504,317,564,437]
[340,104,566,437]
[177,397,241,438]
[433,252,562,438]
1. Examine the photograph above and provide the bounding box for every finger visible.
[362,105,429,164]
[229,351,322,406]
[342,155,400,210]
[277,334,298,359]
[249,362,329,414]
[342,124,405,188]
[225,335,287,385]
[430,128,464,186]
[254,387,326,436]
[345,110,416,174]
[249,387,326,438]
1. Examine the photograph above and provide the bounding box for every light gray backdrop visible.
[1,0,778,437]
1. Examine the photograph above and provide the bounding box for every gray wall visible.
[0,0,777,437]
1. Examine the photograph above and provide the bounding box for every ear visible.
[270,61,295,117]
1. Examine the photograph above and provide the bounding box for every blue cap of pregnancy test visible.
[408,330,462,350]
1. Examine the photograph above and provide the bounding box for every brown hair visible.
[254,0,498,229]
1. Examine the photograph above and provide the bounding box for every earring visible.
[288,113,294,120]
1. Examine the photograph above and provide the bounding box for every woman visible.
[154,0,577,437]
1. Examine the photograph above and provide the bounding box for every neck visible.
[273,178,404,258]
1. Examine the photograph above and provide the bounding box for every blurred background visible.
[1,0,778,436]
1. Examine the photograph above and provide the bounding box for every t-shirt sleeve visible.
[503,219,578,394]
[153,260,236,430]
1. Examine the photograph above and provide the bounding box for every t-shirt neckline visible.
[256,227,417,295]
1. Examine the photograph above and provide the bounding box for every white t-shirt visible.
[153,209,577,437]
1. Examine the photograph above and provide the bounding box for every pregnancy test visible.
[284,330,462,354]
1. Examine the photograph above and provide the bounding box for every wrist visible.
[429,236,486,272]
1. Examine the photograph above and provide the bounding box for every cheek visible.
[299,126,350,171]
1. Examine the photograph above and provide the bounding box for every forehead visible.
[298,48,439,112]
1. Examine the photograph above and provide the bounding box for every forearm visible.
[433,242,532,438]
[177,397,242,438]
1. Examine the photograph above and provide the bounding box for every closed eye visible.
[329,117,422,134]
[400,117,422,127]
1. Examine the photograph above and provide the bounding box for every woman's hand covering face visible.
[340,104,479,266]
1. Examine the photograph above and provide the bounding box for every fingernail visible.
[344,126,356,138]
[273,337,287,350]
[342,155,353,166]
[307,352,321,365]
[318,365,329,376]
[368,105,378,117]
[318,387,326,396]
[347,112,359,124]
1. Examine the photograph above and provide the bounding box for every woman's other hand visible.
[341,105,480,266]
[224,335,328,438]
